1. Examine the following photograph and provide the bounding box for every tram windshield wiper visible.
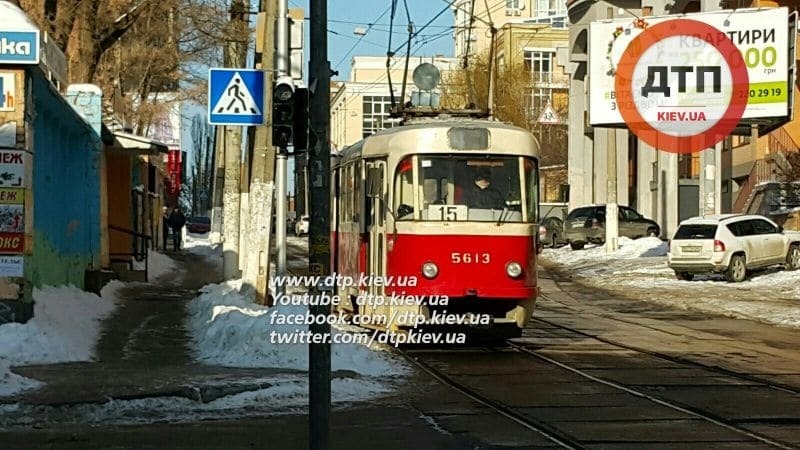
[496,207,509,226]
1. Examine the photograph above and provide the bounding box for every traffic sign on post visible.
[208,68,265,125]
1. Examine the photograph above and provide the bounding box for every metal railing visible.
[733,159,771,213]
[768,126,798,154]
[108,224,150,282]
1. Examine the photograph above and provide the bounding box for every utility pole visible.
[222,0,249,279]
[242,0,276,304]
[606,129,619,252]
[275,0,289,296]
[309,0,331,446]
[210,124,225,244]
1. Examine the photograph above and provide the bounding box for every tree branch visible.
[97,0,152,52]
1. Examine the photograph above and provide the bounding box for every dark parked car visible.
[538,216,566,250]
[186,216,211,234]
[564,205,660,250]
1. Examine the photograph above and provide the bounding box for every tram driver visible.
[465,168,506,210]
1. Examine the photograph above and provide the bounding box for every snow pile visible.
[149,249,179,280]
[185,234,222,271]
[186,279,406,377]
[541,236,800,329]
[0,282,124,397]
[543,236,667,266]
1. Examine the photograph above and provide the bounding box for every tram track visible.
[397,346,584,449]
[530,308,800,395]
[401,339,798,449]
[283,245,799,447]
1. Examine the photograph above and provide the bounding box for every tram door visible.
[365,160,388,317]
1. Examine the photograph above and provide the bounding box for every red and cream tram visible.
[331,117,541,336]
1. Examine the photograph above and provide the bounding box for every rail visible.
[733,158,771,213]
[768,126,798,154]
[108,224,150,281]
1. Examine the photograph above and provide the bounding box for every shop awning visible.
[106,130,169,154]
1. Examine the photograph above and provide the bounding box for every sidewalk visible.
[0,244,551,449]
[6,250,290,406]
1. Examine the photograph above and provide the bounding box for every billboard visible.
[589,7,793,126]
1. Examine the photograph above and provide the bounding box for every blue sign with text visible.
[208,69,265,125]
[0,31,39,65]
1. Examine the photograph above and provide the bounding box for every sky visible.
[181,0,456,196]
[291,0,456,81]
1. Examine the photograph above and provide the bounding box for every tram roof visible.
[334,118,538,164]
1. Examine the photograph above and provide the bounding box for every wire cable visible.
[333,4,392,71]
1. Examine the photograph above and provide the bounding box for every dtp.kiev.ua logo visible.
[0,31,39,65]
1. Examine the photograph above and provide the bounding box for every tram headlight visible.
[422,262,439,279]
[506,261,522,278]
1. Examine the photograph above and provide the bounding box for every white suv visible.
[295,215,309,236]
[668,214,800,282]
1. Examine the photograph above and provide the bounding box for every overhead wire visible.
[390,1,454,56]
[333,4,392,71]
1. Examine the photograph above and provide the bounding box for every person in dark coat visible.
[465,169,506,210]
[168,207,186,250]
[161,206,171,251]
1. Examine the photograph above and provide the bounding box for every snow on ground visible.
[185,232,222,271]
[0,376,392,426]
[541,237,800,329]
[186,278,406,377]
[131,249,180,282]
[0,282,124,397]
[186,235,407,405]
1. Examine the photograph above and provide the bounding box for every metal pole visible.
[276,150,287,295]
[309,0,331,446]
[605,129,619,253]
[275,0,289,296]
[222,0,249,279]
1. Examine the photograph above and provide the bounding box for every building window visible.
[524,50,554,84]
[528,88,551,120]
[678,154,700,180]
[362,96,400,138]
[535,0,567,17]
[506,0,522,15]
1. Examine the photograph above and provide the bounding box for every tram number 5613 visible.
[451,252,490,264]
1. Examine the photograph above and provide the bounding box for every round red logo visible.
[614,19,749,154]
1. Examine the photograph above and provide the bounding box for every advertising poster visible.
[0,255,22,277]
[0,150,25,187]
[167,149,181,196]
[589,7,791,125]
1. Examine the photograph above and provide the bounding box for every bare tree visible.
[777,150,800,208]
[440,52,569,166]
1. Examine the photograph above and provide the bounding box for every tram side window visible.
[524,158,540,222]
[343,165,352,224]
[353,162,362,223]
[394,156,415,220]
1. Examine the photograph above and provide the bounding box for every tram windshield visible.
[394,155,539,223]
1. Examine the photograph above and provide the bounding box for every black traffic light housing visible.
[272,78,294,148]
[292,87,309,152]
[272,78,309,151]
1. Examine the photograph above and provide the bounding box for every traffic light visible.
[272,77,294,148]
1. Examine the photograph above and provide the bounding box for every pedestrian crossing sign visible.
[537,104,560,125]
[208,68,265,125]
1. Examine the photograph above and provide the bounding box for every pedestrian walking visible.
[161,206,171,251]
[168,207,186,251]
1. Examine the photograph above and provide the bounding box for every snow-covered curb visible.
[541,237,800,329]
[186,279,406,377]
[0,282,124,397]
